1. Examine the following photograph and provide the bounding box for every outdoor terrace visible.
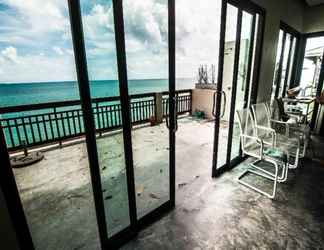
[11,116,218,250]
[10,116,324,250]
[3,88,324,250]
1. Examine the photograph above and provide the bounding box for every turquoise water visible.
[0,78,194,148]
[0,78,194,107]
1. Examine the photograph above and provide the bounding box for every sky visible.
[0,0,245,84]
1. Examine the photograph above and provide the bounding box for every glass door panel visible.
[216,3,238,169]
[285,37,297,96]
[278,34,291,97]
[271,30,284,101]
[230,11,254,161]
[271,25,300,100]
[80,0,131,238]
[213,0,263,175]
[300,36,324,96]
[122,0,170,219]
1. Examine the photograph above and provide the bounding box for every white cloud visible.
[53,46,64,55]
[0,51,77,83]
[0,0,237,82]
[176,0,223,78]
[123,0,167,46]
[0,0,76,83]
[1,46,19,63]
[1,0,69,34]
[65,49,73,55]
[81,1,169,79]
[83,4,114,46]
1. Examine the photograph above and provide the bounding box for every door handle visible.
[221,90,226,118]
[212,90,226,118]
[166,96,178,132]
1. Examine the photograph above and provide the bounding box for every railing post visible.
[96,103,102,137]
[155,93,163,124]
[54,107,62,147]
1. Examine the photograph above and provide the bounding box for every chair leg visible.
[250,159,287,183]
[288,145,300,169]
[238,160,279,199]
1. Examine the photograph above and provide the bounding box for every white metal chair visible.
[269,99,310,158]
[236,108,289,199]
[251,103,300,169]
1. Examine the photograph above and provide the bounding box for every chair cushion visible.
[263,147,288,163]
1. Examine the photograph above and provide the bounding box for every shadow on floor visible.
[121,157,324,250]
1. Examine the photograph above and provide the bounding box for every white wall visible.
[0,189,20,250]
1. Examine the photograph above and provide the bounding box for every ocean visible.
[0,78,194,107]
[0,78,195,148]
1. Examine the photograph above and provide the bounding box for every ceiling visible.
[305,0,324,6]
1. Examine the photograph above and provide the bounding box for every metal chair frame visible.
[236,108,289,199]
[251,103,300,169]
[267,101,310,159]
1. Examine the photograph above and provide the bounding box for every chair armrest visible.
[240,134,264,159]
[270,119,290,125]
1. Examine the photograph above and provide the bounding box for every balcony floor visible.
[12,116,324,250]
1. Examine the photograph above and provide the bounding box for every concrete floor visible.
[12,116,324,249]
[122,157,324,250]
[13,116,219,250]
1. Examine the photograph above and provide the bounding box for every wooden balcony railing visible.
[0,89,192,151]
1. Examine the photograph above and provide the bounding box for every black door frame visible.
[0,127,34,250]
[300,31,324,130]
[69,0,176,249]
[273,22,301,99]
[0,0,176,249]
[212,0,265,177]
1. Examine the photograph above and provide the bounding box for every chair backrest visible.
[236,108,259,156]
[236,108,256,137]
[251,103,271,129]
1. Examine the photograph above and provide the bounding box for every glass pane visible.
[286,37,297,93]
[231,11,254,161]
[176,0,221,90]
[0,1,100,249]
[175,0,222,182]
[123,0,170,219]
[217,4,238,168]
[300,36,324,97]
[271,30,284,101]
[278,34,291,97]
[80,1,131,237]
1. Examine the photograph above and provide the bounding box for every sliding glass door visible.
[271,23,300,100]
[122,0,171,220]
[69,0,175,248]
[78,0,133,239]
[212,0,264,176]
[300,35,324,130]
[300,36,324,97]
[230,11,256,162]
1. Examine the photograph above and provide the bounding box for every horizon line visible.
[0,77,195,85]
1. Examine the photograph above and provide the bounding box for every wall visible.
[192,89,216,119]
[303,4,324,33]
[0,188,20,250]
[250,0,306,102]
